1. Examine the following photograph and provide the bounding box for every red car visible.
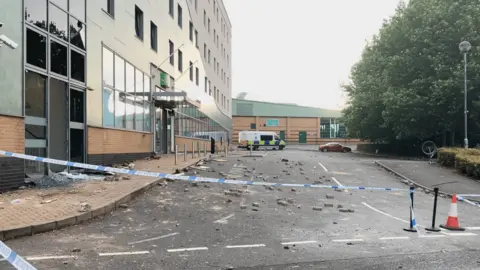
[319,142,352,152]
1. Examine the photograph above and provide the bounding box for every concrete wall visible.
[0,0,23,116]
[86,0,231,130]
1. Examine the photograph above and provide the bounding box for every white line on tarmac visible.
[465,227,480,230]
[361,202,425,228]
[167,247,208,252]
[214,214,235,224]
[419,235,446,238]
[442,232,477,237]
[26,255,77,261]
[379,236,410,240]
[332,177,349,192]
[225,244,266,248]
[318,163,328,172]
[332,239,364,243]
[281,240,318,245]
[128,232,179,245]
[98,251,150,256]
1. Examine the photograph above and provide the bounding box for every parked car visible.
[319,142,352,152]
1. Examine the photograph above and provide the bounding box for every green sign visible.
[265,119,279,127]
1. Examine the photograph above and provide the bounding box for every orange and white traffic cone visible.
[440,194,465,231]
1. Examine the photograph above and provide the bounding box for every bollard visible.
[425,187,441,232]
[175,145,178,165]
[403,186,417,232]
[249,144,253,156]
[184,144,187,161]
[192,141,195,158]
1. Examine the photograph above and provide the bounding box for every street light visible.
[459,40,471,149]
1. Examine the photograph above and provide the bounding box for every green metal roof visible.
[232,99,342,118]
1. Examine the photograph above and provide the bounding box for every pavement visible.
[0,152,212,240]
[375,159,480,196]
[2,149,480,269]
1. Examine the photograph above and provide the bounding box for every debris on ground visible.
[281,158,289,162]
[339,208,355,213]
[286,198,295,204]
[79,202,91,212]
[240,204,247,209]
[312,206,322,211]
[252,202,260,207]
[324,203,334,208]
[71,248,81,253]
[264,185,275,191]
[337,204,343,209]
[118,204,129,209]
[326,194,334,199]
[277,199,289,206]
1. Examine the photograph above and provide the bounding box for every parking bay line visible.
[99,251,150,256]
[128,232,179,245]
[167,247,209,253]
[331,176,349,192]
[281,240,318,245]
[225,244,266,249]
[332,239,364,243]
[318,163,328,172]
[379,236,410,240]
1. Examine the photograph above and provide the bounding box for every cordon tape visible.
[0,150,408,192]
[0,241,37,270]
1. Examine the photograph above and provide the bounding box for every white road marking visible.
[98,251,150,256]
[379,236,410,240]
[281,240,318,245]
[167,247,208,252]
[225,244,266,248]
[331,177,349,192]
[465,227,480,230]
[419,235,446,238]
[318,163,328,172]
[442,232,477,237]
[214,214,235,224]
[361,202,425,228]
[332,239,364,243]
[128,232,179,245]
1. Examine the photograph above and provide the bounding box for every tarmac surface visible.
[2,148,480,269]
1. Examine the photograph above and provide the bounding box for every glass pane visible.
[70,16,86,50]
[70,128,84,163]
[135,69,144,94]
[25,125,46,139]
[125,62,135,94]
[115,55,125,91]
[135,98,144,131]
[125,94,135,129]
[50,40,68,76]
[49,3,68,41]
[115,90,126,128]
[69,0,86,22]
[25,148,46,175]
[25,0,47,30]
[144,74,150,94]
[144,102,150,131]
[26,28,46,69]
[102,47,114,87]
[25,71,46,117]
[70,89,84,123]
[50,0,67,10]
[102,87,114,127]
[71,50,85,82]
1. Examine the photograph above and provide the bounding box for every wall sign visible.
[265,119,279,127]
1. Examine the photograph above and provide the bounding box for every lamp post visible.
[459,41,471,149]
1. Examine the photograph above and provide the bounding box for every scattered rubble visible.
[118,204,129,209]
[252,202,260,207]
[312,206,323,211]
[324,203,334,208]
[339,208,354,213]
[71,248,81,253]
[337,204,344,209]
[277,200,289,206]
[281,158,289,162]
[326,194,335,199]
[286,198,295,204]
[240,204,247,209]
[291,188,297,192]
[79,202,91,212]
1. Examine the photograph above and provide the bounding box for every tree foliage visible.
[343,0,480,145]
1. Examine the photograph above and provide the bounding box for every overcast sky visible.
[222,0,403,110]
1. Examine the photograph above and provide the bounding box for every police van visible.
[238,131,286,150]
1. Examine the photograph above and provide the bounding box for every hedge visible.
[438,148,480,178]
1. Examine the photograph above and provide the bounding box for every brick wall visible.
[0,115,25,191]
[87,126,153,165]
[233,116,363,145]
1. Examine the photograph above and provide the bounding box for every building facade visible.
[232,99,355,145]
[0,0,232,191]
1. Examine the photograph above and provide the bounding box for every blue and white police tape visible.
[456,195,480,207]
[0,150,408,192]
[0,241,37,270]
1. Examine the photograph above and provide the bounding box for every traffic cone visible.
[439,194,465,231]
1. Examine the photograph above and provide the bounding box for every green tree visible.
[343,0,480,146]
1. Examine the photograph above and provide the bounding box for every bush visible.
[438,147,480,178]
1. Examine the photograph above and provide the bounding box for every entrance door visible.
[49,78,69,172]
[299,131,307,144]
[69,88,85,163]
[279,131,285,140]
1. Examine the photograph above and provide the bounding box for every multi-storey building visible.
[0,0,232,191]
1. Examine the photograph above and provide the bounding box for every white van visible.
[238,131,286,150]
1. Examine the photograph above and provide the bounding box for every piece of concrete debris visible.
[226,199,233,203]
[277,200,289,206]
[273,176,279,179]
[265,185,275,191]
[282,170,289,173]
[71,248,81,253]
[191,182,199,187]
[118,204,129,209]
[219,172,228,177]
[324,203,334,208]
[104,175,115,182]
[252,208,259,211]
[312,206,323,211]
[184,188,189,192]
[240,204,247,209]
[337,204,344,209]
[335,188,343,192]
[291,188,297,192]
[252,202,260,207]
[286,172,291,175]
[326,194,334,199]
[79,202,91,212]
[122,176,131,180]
[313,180,323,185]
[299,168,304,171]
[128,163,135,170]
[286,198,295,204]
[348,209,355,213]
[339,208,351,213]
[281,158,289,162]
